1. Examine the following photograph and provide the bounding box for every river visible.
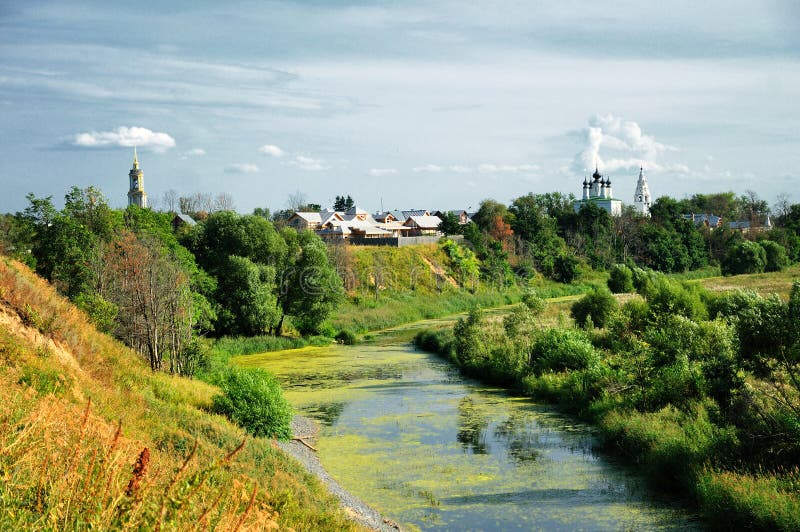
[236,318,700,531]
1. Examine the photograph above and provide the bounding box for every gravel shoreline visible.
[277,416,401,532]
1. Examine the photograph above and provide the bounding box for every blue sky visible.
[1,1,799,213]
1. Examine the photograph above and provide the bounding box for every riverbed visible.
[236,328,700,531]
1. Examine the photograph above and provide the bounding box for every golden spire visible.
[133,146,139,169]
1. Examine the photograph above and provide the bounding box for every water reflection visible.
[240,340,700,531]
[456,396,489,454]
[494,413,542,464]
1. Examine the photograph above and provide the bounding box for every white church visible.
[572,166,651,217]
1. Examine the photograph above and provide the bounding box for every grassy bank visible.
[414,269,800,530]
[331,243,608,334]
[0,257,361,530]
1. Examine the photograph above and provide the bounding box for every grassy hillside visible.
[694,264,800,299]
[0,256,359,530]
[330,243,602,333]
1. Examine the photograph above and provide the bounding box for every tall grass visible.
[0,256,361,531]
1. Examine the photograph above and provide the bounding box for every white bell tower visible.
[633,166,651,216]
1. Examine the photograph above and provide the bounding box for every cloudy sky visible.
[1,1,799,214]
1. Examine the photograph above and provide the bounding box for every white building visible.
[633,166,652,216]
[573,167,622,216]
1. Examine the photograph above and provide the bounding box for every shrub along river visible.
[236,317,700,531]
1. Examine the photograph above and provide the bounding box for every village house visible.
[287,205,454,244]
[680,213,773,233]
[682,213,723,229]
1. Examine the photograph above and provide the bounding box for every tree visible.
[101,232,192,371]
[162,189,179,213]
[721,240,767,276]
[213,192,236,212]
[608,263,634,293]
[487,215,514,251]
[438,211,462,235]
[333,195,355,211]
[215,256,279,335]
[570,287,618,328]
[286,190,308,211]
[253,207,271,219]
[552,253,580,283]
[471,199,509,231]
[279,231,344,335]
[759,240,789,272]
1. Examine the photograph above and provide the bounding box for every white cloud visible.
[413,164,443,173]
[572,114,676,174]
[368,168,398,176]
[69,126,176,152]
[477,163,539,174]
[259,144,285,157]
[449,165,471,173]
[224,163,259,174]
[287,155,327,171]
[180,148,205,159]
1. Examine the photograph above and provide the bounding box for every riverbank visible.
[278,417,401,532]
[414,273,800,530]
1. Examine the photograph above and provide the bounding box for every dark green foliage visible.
[334,329,358,345]
[709,289,790,372]
[211,367,292,439]
[414,329,456,361]
[607,264,634,293]
[570,287,618,329]
[185,212,342,336]
[438,211,462,235]
[452,308,488,370]
[639,224,691,272]
[721,240,767,275]
[529,328,599,373]
[216,256,279,336]
[552,253,580,283]
[759,240,789,272]
[281,231,345,335]
[333,195,354,211]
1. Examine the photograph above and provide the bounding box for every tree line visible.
[0,187,343,375]
[439,190,800,285]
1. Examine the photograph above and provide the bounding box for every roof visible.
[728,221,751,230]
[344,205,369,216]
[173,213,196,226]
[290,211,323,223]
[402,209,429,218]
[682,213,722,227]
[404,215,443,229]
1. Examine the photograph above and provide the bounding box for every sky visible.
[1,1,799,214]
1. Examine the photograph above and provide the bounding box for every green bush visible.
[643,277,708,322]
[570,287,618,329]
[607,264,634,293]
[721,240,767,276]
[530,328,599,373]
[334,329,358,345]
[552,253,580,284]
[759,240,789,272]
[74,292,118,333]
[211,367,292,439]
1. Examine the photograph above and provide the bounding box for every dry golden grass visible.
[0,256,361,531]
[694,264,800,299]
